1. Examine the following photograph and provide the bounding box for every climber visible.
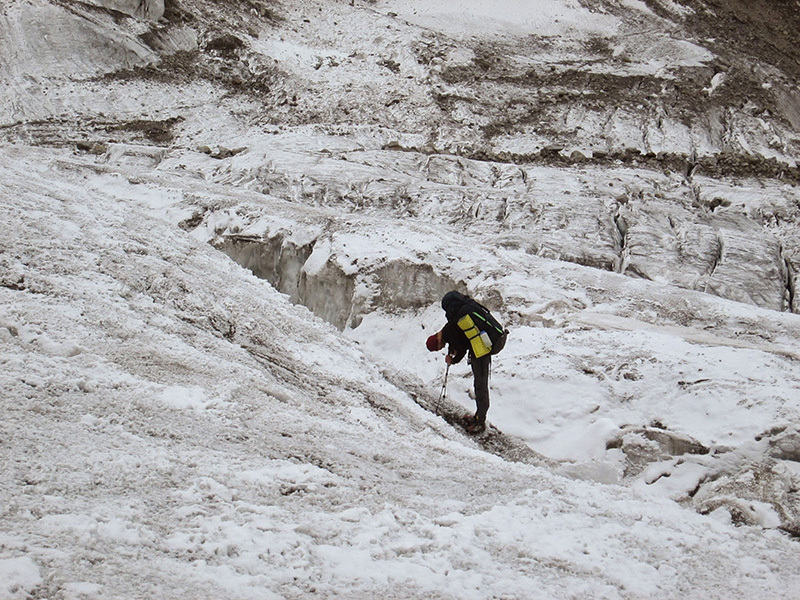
[426,291,507,434]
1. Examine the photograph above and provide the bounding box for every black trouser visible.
[471,354,491,423]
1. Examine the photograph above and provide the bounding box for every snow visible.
[3,142,800,598]
[376,0,620,38]
[3,0,800,597]
[0,557,42,600]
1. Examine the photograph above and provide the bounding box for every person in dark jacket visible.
[426,317,492,434]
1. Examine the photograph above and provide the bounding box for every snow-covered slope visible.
[3,142,800,599]
[2,0,800,598]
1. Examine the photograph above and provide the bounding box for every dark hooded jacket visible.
[440,320,469,364]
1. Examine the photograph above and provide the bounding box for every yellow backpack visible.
[457,314,494,358]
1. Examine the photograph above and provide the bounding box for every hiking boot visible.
[465,419,486,434]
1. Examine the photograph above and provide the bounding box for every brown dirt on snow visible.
[673,0,800,81]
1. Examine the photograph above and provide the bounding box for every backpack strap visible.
[471,309,505,335]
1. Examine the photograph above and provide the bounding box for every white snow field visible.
[2,140,800,599]
[3,0,800,598]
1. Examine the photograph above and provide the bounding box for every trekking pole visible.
[437,363,450,410]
